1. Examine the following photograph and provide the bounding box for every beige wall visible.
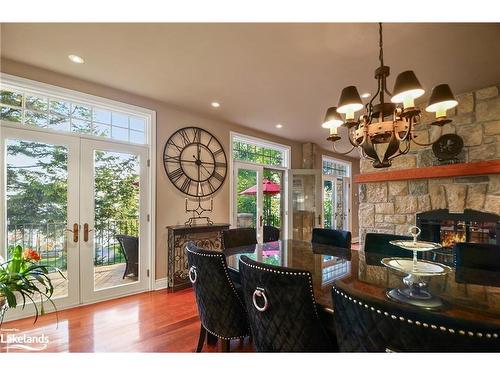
[0,58,317,280]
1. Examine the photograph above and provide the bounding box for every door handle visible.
[66,223,79,242]
[318,214,322,226]
[83,223,94,242]
[259,215,263,227]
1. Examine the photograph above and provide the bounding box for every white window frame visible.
[229,132,291,239]
[321,155,352,232]
[0,73,157,291]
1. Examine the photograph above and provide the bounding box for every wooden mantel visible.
[354,160,500,183]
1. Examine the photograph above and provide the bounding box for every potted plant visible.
[0,245,63,324]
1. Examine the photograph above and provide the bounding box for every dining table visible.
[223,239,500,328]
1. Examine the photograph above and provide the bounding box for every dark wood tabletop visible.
[224,239,500,327]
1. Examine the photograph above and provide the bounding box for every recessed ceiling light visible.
[361,92,371,98]
[68,54,84,64]
[211,102,220,108]
[275,124,283,129]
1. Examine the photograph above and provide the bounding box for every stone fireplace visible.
[357,83,500,246]
[416,209,500,249]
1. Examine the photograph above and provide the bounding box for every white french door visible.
[322,175,350,231]
[79,138,149,304]
[1,126,150,320]
[233,162,264,243]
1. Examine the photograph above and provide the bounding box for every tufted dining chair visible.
[312,228,351,249]
[332,283,500,352]
[222,228,257,249]
[186,242,249,352]
[238,255,335,352]
[454,242,500,286]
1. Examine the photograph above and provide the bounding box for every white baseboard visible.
[154,278,168,290]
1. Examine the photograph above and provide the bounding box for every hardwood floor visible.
[2,244,360,353]
[0,289,253,353]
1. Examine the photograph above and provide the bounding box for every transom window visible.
[232,134,289,168]
[322,157,350,177]
[0,78,149,145]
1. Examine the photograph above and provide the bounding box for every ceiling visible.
[2,23,500,157]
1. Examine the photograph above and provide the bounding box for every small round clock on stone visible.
[163,127,227,197]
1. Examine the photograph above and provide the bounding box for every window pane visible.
[50,99,71,116]
[71,118,92,133]
[129,130,145,144]
[93,108,111,124]
[25,110,48,127]
[129,117,145,131]
[112,112,128,127]
[0,89,22,107]
[26,94,48,111]
[93,123,111,137]
[1,105,22,122]
[111,126,128,141]
[71,103,92,120]
[49,114,71,131]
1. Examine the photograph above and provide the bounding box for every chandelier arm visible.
[361,147,376,162]
[332,143,356,156]
[394,118,413,142]
[411,126,443,147]
[346,128,363,147]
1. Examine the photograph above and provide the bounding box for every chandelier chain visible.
[378,22,383,67]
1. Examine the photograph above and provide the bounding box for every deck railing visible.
[6,219,139,271]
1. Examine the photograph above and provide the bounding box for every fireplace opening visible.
[416,209,500,249]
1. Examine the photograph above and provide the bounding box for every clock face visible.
[163,127,227,197]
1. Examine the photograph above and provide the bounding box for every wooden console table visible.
[167,223,229,291]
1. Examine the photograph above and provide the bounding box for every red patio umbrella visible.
[239,179,281,227]
[239,179,280,195]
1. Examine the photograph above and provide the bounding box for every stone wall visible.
[358,83,500,244]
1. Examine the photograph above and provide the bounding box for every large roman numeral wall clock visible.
[163,127,227,198]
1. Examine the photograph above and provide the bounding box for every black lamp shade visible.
[391,70,425,103]
[337,86,363,114]
[322,106,343,128]
[426,84,458,113]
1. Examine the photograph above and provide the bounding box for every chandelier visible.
[322,23,459,168]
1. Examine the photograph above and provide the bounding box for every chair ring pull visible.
[189,266,198,283]
[252,288,268,312]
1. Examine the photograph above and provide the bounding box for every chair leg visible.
[195,324,206,353]
[221,339,230,352]
[122,263,129,279]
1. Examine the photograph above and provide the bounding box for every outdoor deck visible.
[51,263,138,299]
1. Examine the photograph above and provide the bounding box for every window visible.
[232,134,289,168]
[322,157,350,177]
[0,77,150,145]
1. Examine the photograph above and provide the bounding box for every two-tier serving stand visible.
[381,226,452,309]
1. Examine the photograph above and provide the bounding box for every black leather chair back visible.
[312,228,351,249]
[239,255,334,352]
[116,235,139,276]
[364,233,413,257]
[332,283,500,352]
[186,242,249,340]
[454,242,500,286]
[222,228,257,249]
[263,225,280,243]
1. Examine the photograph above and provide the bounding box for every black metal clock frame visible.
[163,126,228,198]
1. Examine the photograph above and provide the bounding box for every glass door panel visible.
[80,139,149,303]
[1,127,80,318]
[263,168,283,241]
[323,176,350,231]
[289,169,322,241]
[233,162,263,242]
